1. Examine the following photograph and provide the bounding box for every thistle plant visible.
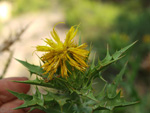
[9,23,138,113]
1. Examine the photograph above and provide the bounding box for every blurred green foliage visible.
[61,0,121,41]
[12,0,51,16]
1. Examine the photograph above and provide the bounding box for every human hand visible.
[0,77,45,113]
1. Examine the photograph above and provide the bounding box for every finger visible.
[0,99,25,113]
[0,77,30,106]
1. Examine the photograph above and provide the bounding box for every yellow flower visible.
[36,24,89,80]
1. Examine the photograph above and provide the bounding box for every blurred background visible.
[0,0,150,113]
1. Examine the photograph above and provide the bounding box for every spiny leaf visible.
[88,57,122,81]
[101,44,112,64]
[8,90,39,110]
[88,41,136,81]
[13,87,44,109]
[96,84,107,99]
[73,103,93,113]
[112,41,137,60]
[74,84,98,102]
[95,91,138,111]
[33,86,44,106]
[114,62,127,85]
[16,59,47,78]
[13,78,55,89]
[8,90,32,100]
[92,63,138,112]
[44,91,69,107]
[107,63,127,98]
[85,92,98,102]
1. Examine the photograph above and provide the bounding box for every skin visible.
[0,77,45,113]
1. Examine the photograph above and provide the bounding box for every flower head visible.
[36,24,89,80]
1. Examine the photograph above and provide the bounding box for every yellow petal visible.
[61,60,68,78]
[67,54,84,71]
[36,46,52,52]
[44,56,58,73]
[64,26,78,46]
[44,38,57,48]
[69,48,89,58]
[77,43,88,49]
[47,70,56,80]
[51,28,61,44]
[73,53,88,67]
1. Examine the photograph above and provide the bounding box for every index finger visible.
[0,77,30,106]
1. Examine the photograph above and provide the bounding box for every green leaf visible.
[112,41,137,60]
[92,63,138,112]
[88,57,122,83]
[8,90,32,101]
[114,63,127,85]
[107,63,127,98]
[101,45,112,64]
[33,86,44,106]
[97,84,107,99]
[13,78,55,89]
[44,91,69,107]
[73,103,93,113]
[74,84,98,102]
[88,41,136,83]
[9,87,47,110]
[16,59,47,78]
[95,90,138,112]
[14,87,44,109]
